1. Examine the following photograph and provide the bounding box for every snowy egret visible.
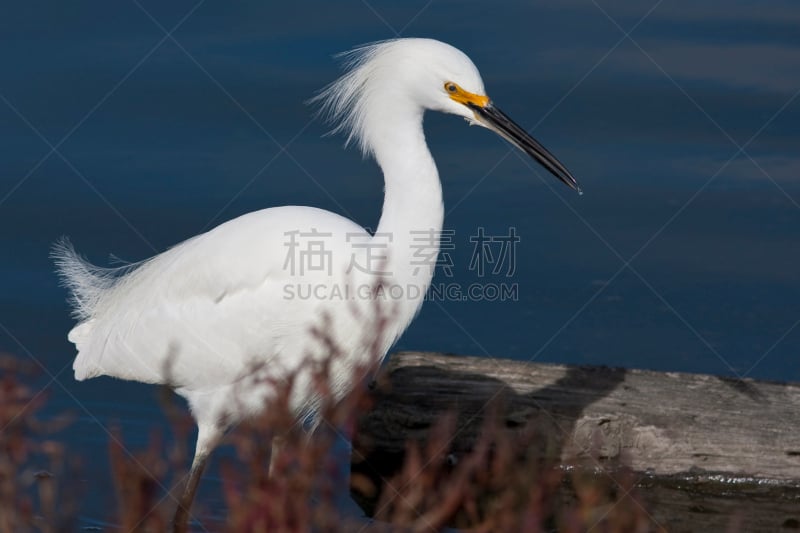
[54,38,580,530]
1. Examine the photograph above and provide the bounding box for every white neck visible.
[372,106,444,318]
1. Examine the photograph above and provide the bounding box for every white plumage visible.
[54,38,579,530]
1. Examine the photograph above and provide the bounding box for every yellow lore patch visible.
[444,81,489,108]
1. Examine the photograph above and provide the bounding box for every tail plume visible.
[51,238,127,321]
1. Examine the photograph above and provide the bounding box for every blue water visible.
[1,0,799,526]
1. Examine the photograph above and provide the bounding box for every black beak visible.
[468,102,581,193]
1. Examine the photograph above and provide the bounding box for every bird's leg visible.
[173,452,208,533]
[172,423,222,533]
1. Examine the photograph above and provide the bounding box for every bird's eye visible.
[445,82,458,93]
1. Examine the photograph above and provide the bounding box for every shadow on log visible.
[351,352,800,532]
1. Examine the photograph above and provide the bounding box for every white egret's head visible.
[312,38,580,192]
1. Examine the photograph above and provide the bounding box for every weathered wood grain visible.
[351,351,800,532]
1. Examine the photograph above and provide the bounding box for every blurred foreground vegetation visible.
[1,351,670,532]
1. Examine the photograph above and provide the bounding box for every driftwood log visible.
[351,351,800,532]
